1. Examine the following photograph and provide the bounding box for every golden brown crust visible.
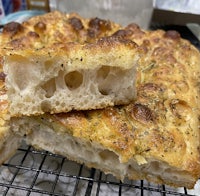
[0,11,137,68]
[1,11,200,187]
[0,11,122,49]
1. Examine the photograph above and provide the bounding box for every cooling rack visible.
[0,141,199,196]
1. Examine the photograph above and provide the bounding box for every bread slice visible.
[0,66,21,165]
[1,11,139,116]
[10,21,200,188]
[11,100,200,189]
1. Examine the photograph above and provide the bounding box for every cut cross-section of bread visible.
[1,11,140,116]
[10,13,200,189]
[4,38,139,116]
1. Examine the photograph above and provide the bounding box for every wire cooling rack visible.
[0,141,199,196]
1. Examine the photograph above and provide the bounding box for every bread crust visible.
[0,11,121,47]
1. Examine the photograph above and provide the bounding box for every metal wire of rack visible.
[0,142,199,196]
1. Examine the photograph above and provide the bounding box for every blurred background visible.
[54,0,153,29]
[0,0,200,28]
[0,0,200,42]
[1,0,200,47]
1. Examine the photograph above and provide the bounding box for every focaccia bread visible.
[1,11,140,116]
[11,14,200,188]
[0,65,21,165]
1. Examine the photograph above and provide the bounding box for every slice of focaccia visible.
[0,65,21,165]
[11,18,200,188]
[1,11,139,116]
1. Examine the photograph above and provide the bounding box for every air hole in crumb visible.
[150,161,160,171]
[97,66,112,95]
[60,102,66,108]
[44,60,54,71]
[41,100,51,112]
[97,66,110,79]
[98,86,110,95]
[99,150,118,161]
[41,78,56,98]
[65,71,83,90]
[99,89,109,95]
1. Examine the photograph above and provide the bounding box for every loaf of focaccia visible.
[1,11,140,116]
[8,11,200,188]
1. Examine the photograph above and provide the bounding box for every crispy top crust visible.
[0,11,138,67]
[1,11,200,186]
[0,11,121,47]
[0,11,120,46]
